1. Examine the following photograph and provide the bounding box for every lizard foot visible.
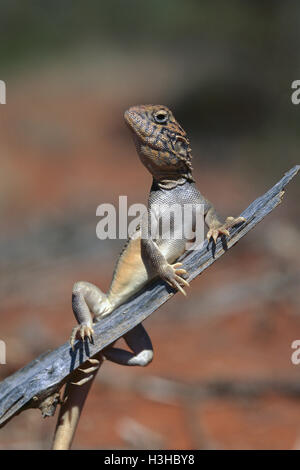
[69,323,94,350]
[159,262,190,296]
[70,358,101,385]
[207,216,246,243]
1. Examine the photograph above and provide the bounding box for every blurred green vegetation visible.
[0,1,297,64]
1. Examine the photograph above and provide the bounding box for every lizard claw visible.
[87,357,100,365]
[159,262,190,296]
[70,375,94,386]
[78,365,99,374]
[70,356,101,386]
[207,227,229,243]
[69,323,94,350]
[207,216,246,243]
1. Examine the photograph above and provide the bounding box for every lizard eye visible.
[154,110,168,124]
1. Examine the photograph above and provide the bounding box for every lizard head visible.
[124,105,193,188]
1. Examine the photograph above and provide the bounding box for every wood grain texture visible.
[0,165,299,427]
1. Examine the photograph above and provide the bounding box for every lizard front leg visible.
[141,204,190,296]
[205,202,245,243]
[142,237,189,296]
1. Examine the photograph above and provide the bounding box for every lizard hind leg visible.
[70,281,112,349]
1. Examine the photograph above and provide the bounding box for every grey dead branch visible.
[0,165,299,428]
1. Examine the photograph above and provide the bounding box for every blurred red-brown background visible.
[0,0,300,449]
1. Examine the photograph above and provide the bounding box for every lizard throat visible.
[131,135,194,189]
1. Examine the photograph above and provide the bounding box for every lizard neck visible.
[153,173,194,190]
[151,173,194,191]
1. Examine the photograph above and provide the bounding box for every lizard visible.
[52,104,245,449]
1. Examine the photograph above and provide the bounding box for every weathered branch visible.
[0,165,299,427]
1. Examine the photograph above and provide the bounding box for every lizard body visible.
[70,105,243,349]
[52,104,244,449]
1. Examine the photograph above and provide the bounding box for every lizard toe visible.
[69,323,94,349]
